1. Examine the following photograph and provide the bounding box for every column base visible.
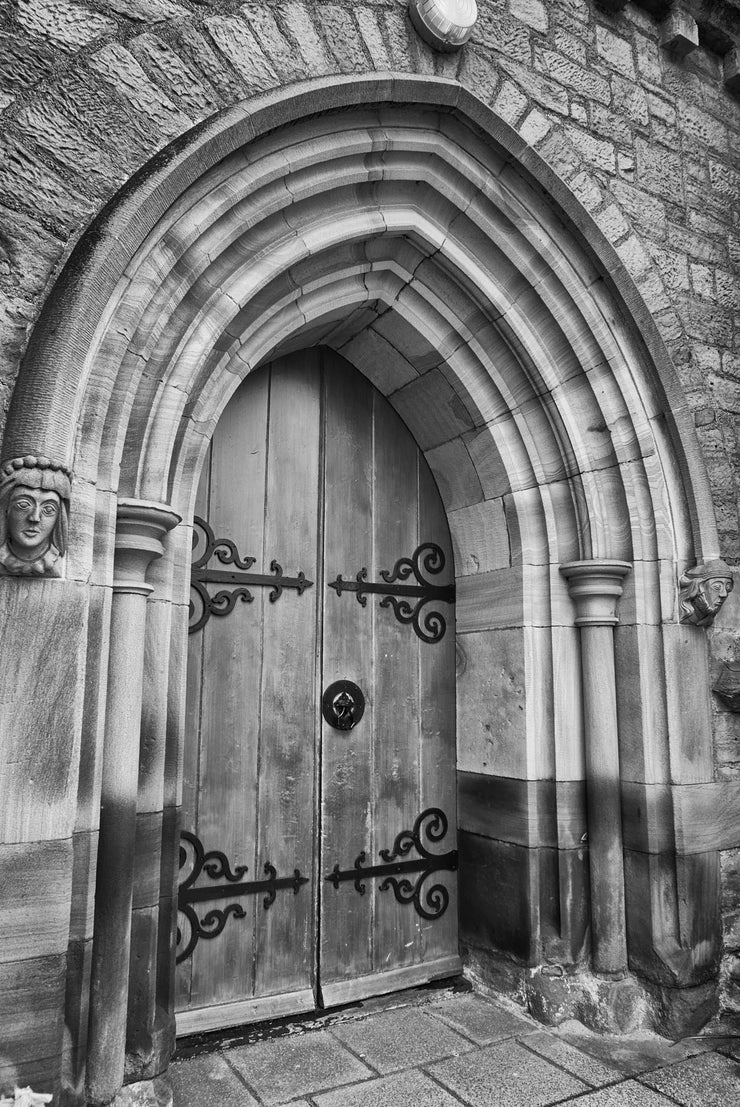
[528,968,650,1034]
[110,1077,172,1107]
[643,979,719,1040]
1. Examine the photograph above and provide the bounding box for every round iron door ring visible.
[322,680,365,731]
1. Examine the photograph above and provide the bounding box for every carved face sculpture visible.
[7,486,61,559]
[679,560,734,627]
[694,575,733,620]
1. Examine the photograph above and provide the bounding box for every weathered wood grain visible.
[320,352,376,992]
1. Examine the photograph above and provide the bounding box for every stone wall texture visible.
[0,0,739,1013]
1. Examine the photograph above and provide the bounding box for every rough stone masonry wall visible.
[0,0,739,1011]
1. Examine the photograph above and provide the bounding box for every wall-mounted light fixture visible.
[408,0,478,52]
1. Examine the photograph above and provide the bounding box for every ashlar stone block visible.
[17,0,117,52]
[660,9,699,61]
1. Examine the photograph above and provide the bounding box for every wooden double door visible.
[177,348,459,1035]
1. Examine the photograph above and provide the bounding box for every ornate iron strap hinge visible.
[189,515,313,633]
[327,543,455,644]
[177,831,309,963]
[325,808,457,920]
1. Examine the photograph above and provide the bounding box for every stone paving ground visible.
[170,982,740,1107]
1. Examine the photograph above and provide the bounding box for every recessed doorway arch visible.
[1,75,723,1094]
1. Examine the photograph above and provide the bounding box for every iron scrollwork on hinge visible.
[327,543,455,644]
[189,515,313,634]
[177,831,309,963]
[325,808,457,920]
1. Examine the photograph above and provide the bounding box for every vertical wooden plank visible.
[418,457,458,966]
[254,354,321,999]
[319,351,376,994]
[188,369,269,1010]
[371,394,422,974]
[176,447,210,1010]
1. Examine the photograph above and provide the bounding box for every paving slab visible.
[169,1052,258,1107]
[522,1028,621,1088]
[553,1019,714,1076]
[226,1028,373,1104]
[638,1050,740,1106]
[426,992,537,1045]
[428,1038,590,1106]
[563,1083,676,1105]
[330,1004,474,1074]
[313,1068,463,1106]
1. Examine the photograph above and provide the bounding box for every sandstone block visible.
[596,24,636,78]
[510,0,548,34]
[612,74,649,125]
[473,8,531,65]
[95,0,187,21]
[448,498,509,576]
[709,158,740,198]
[519,108,551,146]
[635,34,664,86]
[493,80,528,125]
[15,99,122,198]
[594,202,630,244]
[129,33,220,122]
[354,7,392,70]
[667,222,726,266]
[316,5,368,72]
[0,955,66,1087]
[724,47,740,95]
[683,294,734,347]
[534,47,611,104]
[47,68,158,174]
[537,129,582,182]
[590,103,632,144]
[281,1,333,72]
[88,43,191,140]
[690,261,714,298]
[660,9,699,61]
[635,136,684,204]
[16,0,117,52]
[0,30,56,96]
[0,203,63,300]
[649,245,690,294]
[553,27,587,66]
[569,169,604,212]
[240,4,309,81]
[382,9,414,70]
[169,23,247,103]
[0,840,72,964]
[0,135,93,233]
[205,14,279,92]
[566,124,616,172]
[678,101,728,153]
[498,57,569,115]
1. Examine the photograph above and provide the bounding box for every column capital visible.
[560,559,631,627]
[114,499,181,594]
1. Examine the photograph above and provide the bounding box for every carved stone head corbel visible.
[0,456,72,577]
[678,559,734,627]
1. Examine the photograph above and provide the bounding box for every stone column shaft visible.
[561,559,631,978]
[86,501,179,1107]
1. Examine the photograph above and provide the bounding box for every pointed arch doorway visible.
[176,347,460,1035]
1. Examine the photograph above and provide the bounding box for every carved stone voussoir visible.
[0,455,72,578]
[678,560,734,627]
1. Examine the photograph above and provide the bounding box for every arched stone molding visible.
[0,76,731,1094]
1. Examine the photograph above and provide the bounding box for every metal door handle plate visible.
[322,679,365,730]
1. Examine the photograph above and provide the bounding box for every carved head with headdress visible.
[678,559,734,627]
[0,456,72,577]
